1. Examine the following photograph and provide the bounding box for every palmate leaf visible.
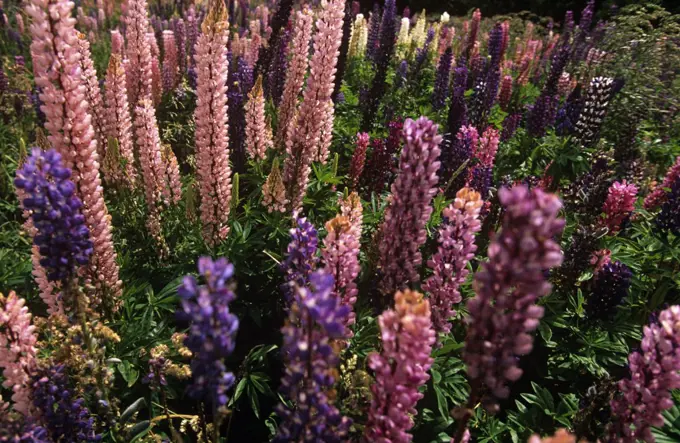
[652,404,680,443]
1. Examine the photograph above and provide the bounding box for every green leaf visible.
[129,421,151,442]
[117,361,140,388]
[434,386,449,420]
[120,398,146,425]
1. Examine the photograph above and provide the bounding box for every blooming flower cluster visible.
[322,215,361,336]
[194,0,232,246]
[349,132,370,191]
[601,180,638,233]
[609,305,680,442]
[283,0,345,211]
[423,188,483,335]
[465,186,564,411]
[281,217,319,303]
[274,271,351,442]
[0,291,38,415]
[32,365,100,442]
[14,148,93,284]
[245,75,272,161]
[364,290,435,442]
[378,117,441,295]
[177,257,239,408]
[586,260,632,320]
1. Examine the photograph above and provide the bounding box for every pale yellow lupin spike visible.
[202,0,228,34]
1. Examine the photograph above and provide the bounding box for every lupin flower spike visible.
[25,0,122,306]
[322,215,361,336]
[575,77,615,147]
[162,30,179,92]
[274,271,351,442]
[14,148,93,284]
[464,186,564,412]
[245,75,272,161]
[177,257,239,409]
[104,54,138,188]
[601,180,638,233]
[645,155,680,210]
[262,159,288,213]
[609,305,680,442]
[0,291,38,415]
[275,7,313,149]
[280,216,319,303]
[282,0,346,211]
[194,0,232,246]
[378,117,441,295]
[423,188,483,335]
[75,33,108,163]
[364,290,436,442]
[349,132,370,191]
[123,0,154,104]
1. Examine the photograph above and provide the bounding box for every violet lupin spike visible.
[177,257,239,409]
[282,0,346,212]
[608,305,680,442]
[25,0,122,307]
[280,216,319,303]
[14,148,93,286]
[274,271,351,442]
[364,290,436,442]
[432,48,453,110]
[462,186,564,414]
[423,188,483,335]
[360,0,396,132]
[194,0,232,246]
[378,117,442,295]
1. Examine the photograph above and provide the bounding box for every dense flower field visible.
[1,0,680,441]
